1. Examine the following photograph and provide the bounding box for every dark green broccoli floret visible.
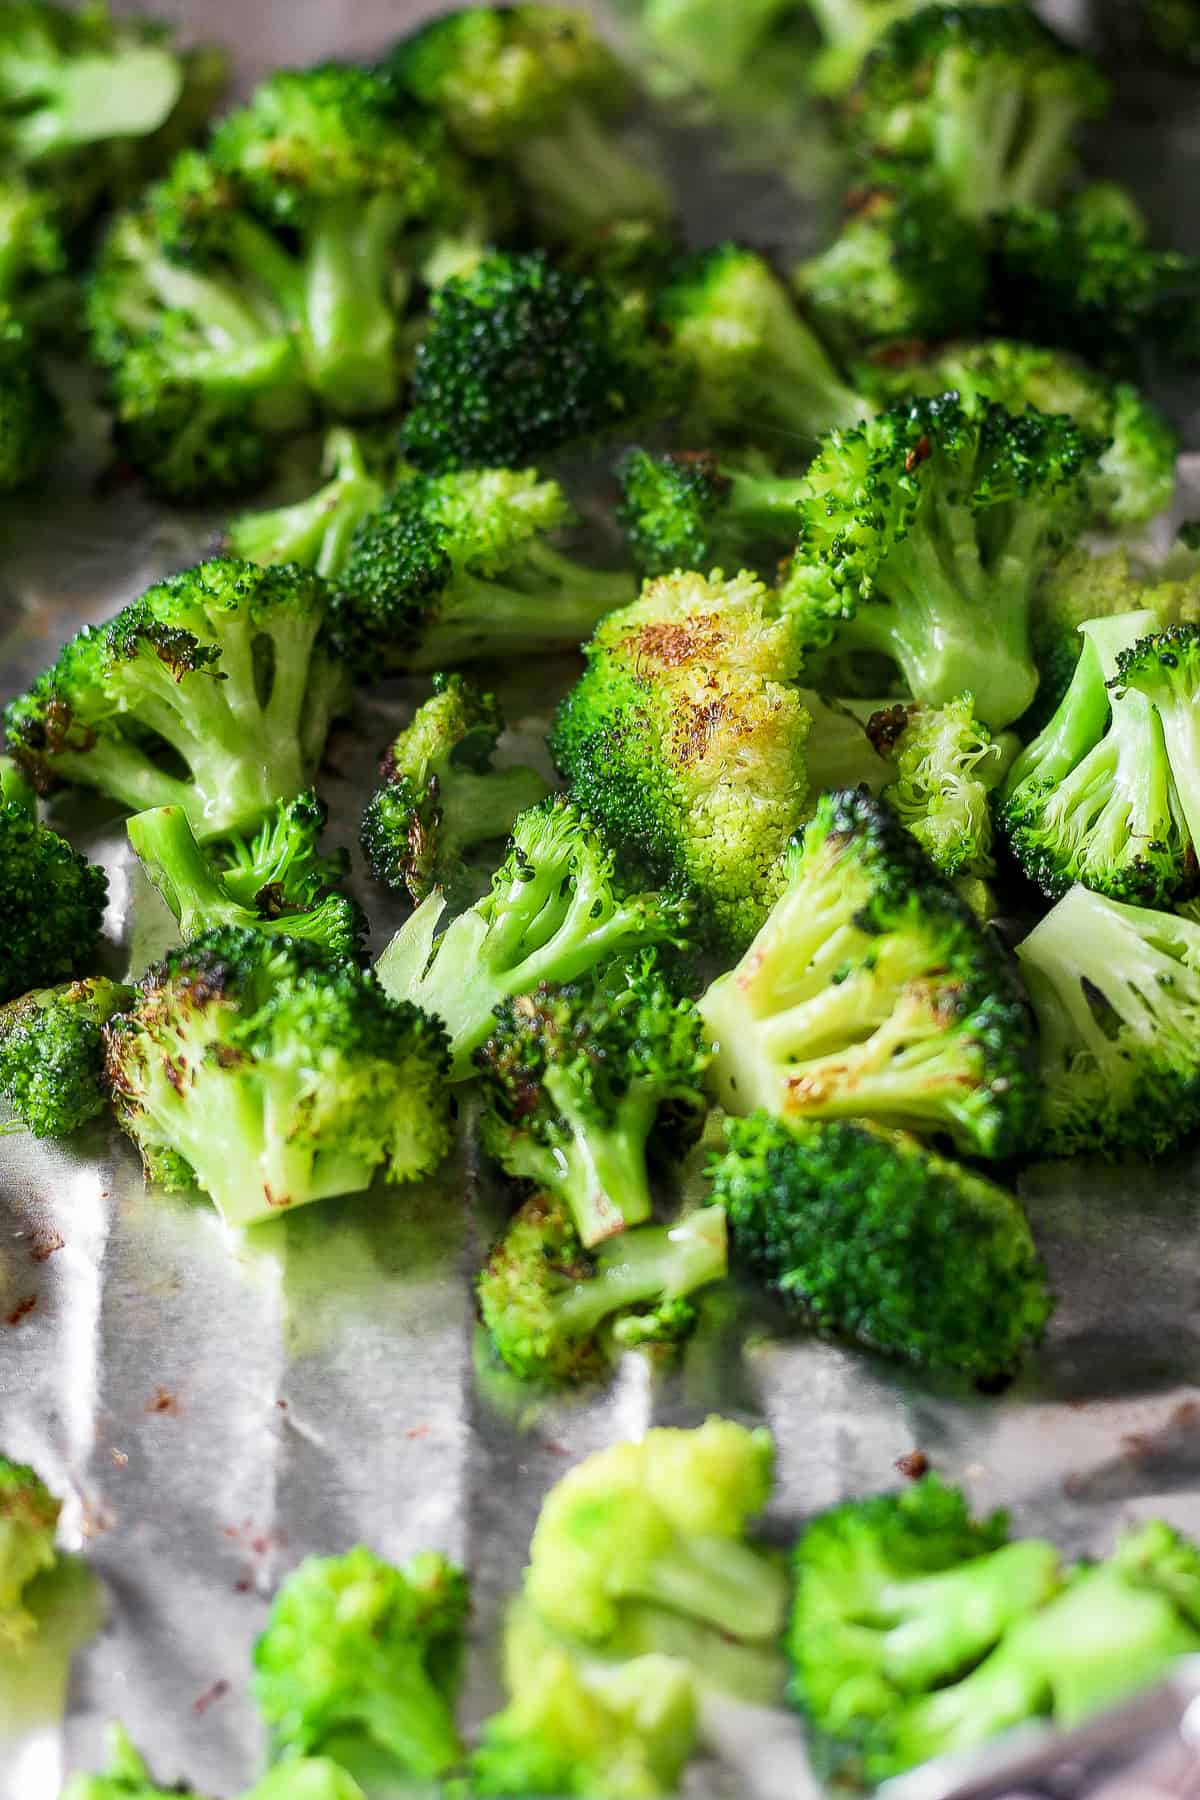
[1141,0,1200,63]
[999,609,1191,906]
[1016,885,1200,1157]
[0,757,108,1004]
[616,446,811,578]
[105,926,450,1227]
[375,797,690,1079]
[700,788,1039,1156]
[361,672,549,902]
[876,693,1009,878]
[401,252,667,472]
[0,314,60,491]
[4,557,348,843]
[476,957,711,1247]
[388,6,670,243]
[214,787,350,915]
[477,1191,727,1384]
[227,429,390,579]
[330,465,634,675]
[126,804,365,960]
[62,1726,366,1800]
[0,1453,61,1647]
[0,977,132,1137]
[848,5,1109,220]
[1111,624,1200,856]
[0,174,67,324]
[253,1545,467,1781]
[713,1113,1051,1375]
[780,392,1101,728]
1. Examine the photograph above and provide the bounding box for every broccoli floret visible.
[656,245,868,449]
[388,7,670,243]
[476,957,711,1246]
[1111,624,1200,854]
[213,787,349,915]
[0,1453,60,1647]
[877,695,1009,878]
[523,1416,787,1649]
[791,1475,1060,1747]
[63,1724,369,1799]
[0,977,132,1137]
[0,173,67,323]
[630,0,809,98]
[999,609,1191,906]
[781,392,1100,728]
[227,429,389,579]
[361,672,550,901]
[126,805,365,960]
[0,756,108,1004]
[848,5,1108,220]
[0,314,60,491]
[105,926,450,1227]
[616,446,812,579]
[4,557,348,843]
[700,788,1039,1157]
[714,1112,1051,1375]
[401,252,666,472]
[794,189,988,352]
[477,1192,727,1384]
[376,798,689,1079]
[332,464,634,676]
[253,1546,467,1781]
[1016,885,1200,1157]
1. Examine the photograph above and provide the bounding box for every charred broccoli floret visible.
[105,927,451,1227]
[0,757,108,1004]
[0,1453,61,1647]
[0,977,132,1137]
[700,788,1039,1157]
[361,673,549,902]
[4,558,347,843]
[712,1113,1051,1375]
[876,694,1009,879]
[376,798,689,1079]
[227,429,390,579]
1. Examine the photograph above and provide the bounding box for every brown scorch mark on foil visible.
[28,1229,64,1262]
[193,1679,229,1715]
[146,1386,180,1416]
[6,1295,36,1326]
[895,1450,930,1479]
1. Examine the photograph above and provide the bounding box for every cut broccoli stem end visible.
[437,766,554,866]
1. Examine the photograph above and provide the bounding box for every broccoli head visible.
[4,557,348,843]
[105,926,451,1227]
[0,314,60,492]
[0,1453,60,1646]
[213,787,349,915]
[876,694,1009,879]
[712,1113,1051,1376]
[227,428,390,579]
[361,672,550,901]
[0,757,108,1003]
[616,446,813,580]
[0,977,132,1137]
[700,788,1039,1158]
[376,798,690,1079]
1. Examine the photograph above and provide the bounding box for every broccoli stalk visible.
[0,1454,61,1646]
[227,428,387,577]
[0,978,133,1137]
[1111,625,1200,856]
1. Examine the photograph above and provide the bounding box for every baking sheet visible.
[4,4,1200,1793]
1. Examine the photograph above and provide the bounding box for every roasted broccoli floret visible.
[0,173,67,326]
[781,392,1100,728]
[212,788,349,915]
[0,315,60,491]
[105,927,450,1227]
[1111,625,1200,854]
[0,757,108,1004]
[4,558,347,843]
[847,5,1108,221]
[376,798,689,1079]
[999,609,1191,906]
[476,958,711,1246]
[361,673,550,901]
[63,1726,368,1800]
[1016,885,1200,1157]
[388,6,669,243]
[477,1192,727,1384]
[523,1416,788,1650]
[876,695,1009,878]
[656,245,867,449]
[616,447,811,579]
[331,465,635,675]
[712,1113,1051,1375]
[700,788,1039,1157]
[227,429,389,579]
[0,1453,60,1647]
[126,805,364,959]
[253,1546,467,1782]
[0,977,132,1137]
[401,252,666,472]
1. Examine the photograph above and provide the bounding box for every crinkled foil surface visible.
[3,4,1200,1795]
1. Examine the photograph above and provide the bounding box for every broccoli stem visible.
[13,46,182,160]
[765,319,866,442]
[410,570,635,672]
[514,108,669,237]
[624,1533,788,1645]
[932,63,1025,219]
[1132,668,1200,852]
[874,1541,1063,1693]
[40,737,197,818]
[299,195,412,415]
[1004,630,1112,795]
[437,766,554,864]
[228,429,386,577]
[539,1070,661,1246]
[127,804,246,936]
[556,1208,728,1336]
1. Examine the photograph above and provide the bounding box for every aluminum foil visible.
[3,4,1200,1795]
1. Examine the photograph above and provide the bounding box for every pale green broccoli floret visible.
[0,1453,61,1647]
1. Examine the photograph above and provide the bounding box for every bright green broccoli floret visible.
[781,392,1100,728]
[700,788,1039,1157]
[126,805,365,960]
[331,464,634,675]
[616,447,810,578]
[376,798,689,1079]
[714,1113,1051,1374]
[476,957,711,1247]
[4,557,348,843]
[0,757,108,1003]
[62,1723,369,1799]
[213,787,350,914]
[227,429,390,579]
[253,1546,467,1781]
[477,1192,728,1384]
[1111,624,1200,857]
[0,977,133,1136]
[388,6,670,242]
[874,695,1009,878]
[105,926,450,1227]
[361,672,550,901]
[523,1416,787,1649]
[401,252,666,472]
[656,245,868,449]
[848,5,1108,220]
[0,315,60,490]
[0,1453,60,1647]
